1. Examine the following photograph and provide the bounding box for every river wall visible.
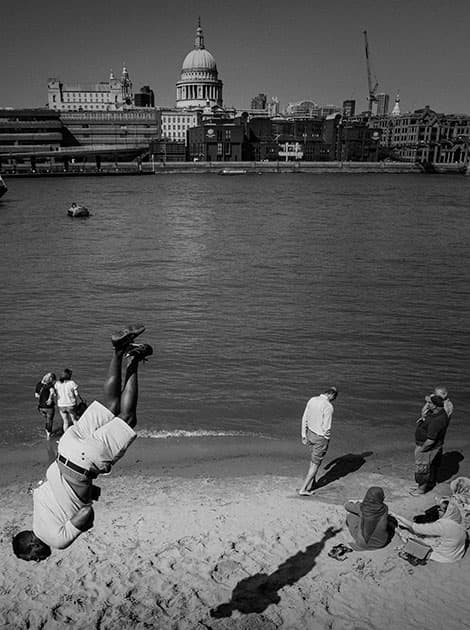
[2,160,468,177]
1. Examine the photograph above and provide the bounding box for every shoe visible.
[111,324,146,349]
[409,487,427,496]
[328,544,353,561]
[126,343,153,362]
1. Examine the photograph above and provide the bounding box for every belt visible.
[57,454,93,478]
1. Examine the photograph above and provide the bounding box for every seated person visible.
[12,324,152,561]
[344,486,392,550]
[394,497,467,563]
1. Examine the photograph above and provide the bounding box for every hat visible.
[429,394,445,408]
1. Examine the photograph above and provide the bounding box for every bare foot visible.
[298,489,315,496]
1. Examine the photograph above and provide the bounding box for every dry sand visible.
[1,435,469,630]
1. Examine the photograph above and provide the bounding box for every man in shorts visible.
[299,387,338,496]
[12,324,153,561]
[410,394,449,496]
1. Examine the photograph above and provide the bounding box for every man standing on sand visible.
[12,324,153,561]
[410,394,449,496]
[299,387,338,496]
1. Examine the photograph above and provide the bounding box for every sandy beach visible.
[1,430,469,630]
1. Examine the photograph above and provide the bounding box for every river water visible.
[0,173,469,446]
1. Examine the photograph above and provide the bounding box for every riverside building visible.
[369,106,470,165]
[48,67,135,111]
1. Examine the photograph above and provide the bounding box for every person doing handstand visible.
[12,324,152,561]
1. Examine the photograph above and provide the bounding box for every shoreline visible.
[2,160,468,178]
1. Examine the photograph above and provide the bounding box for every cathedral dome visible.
[176,21,223,109]
[182,48,217,72]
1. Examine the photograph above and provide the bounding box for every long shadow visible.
[315,451,373,489]
[436,450,464,484]
[210,526,341,618]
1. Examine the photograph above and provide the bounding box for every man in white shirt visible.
[299,387,338,496]
[12,324,152,561]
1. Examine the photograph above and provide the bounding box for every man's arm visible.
[321,405,333,439]
[301,401,310,443]
[418,438,436,453]
[70,505,94,532]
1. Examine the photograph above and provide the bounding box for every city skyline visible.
[2,0,470,115]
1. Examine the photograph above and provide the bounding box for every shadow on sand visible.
[436,450,464,484]
[210,526,341,618]
[315,451,373,489]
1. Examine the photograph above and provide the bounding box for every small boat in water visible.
[0,175,7,199]
[218,169,248,176]
[67,203,90,217]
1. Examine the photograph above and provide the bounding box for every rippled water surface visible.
[1,173,469,445]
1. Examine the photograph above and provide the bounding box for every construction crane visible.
[363,30,379,117]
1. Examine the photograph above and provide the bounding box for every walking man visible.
[13,324,152,561]
[410,394,449,496]
[299,387,338,496]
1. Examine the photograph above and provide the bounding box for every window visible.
[217,142,223,155]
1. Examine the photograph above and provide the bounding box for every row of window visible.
[161,117,196,124]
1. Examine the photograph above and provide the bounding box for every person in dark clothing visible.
[344,486,392,550]
[35,373,57,439]
[410,394,449,495]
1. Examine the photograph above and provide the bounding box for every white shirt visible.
[33,462,84,549]
[301,394,334,440]
[444,398,454,419]
[55,380,78,408]
[413,517,466,563]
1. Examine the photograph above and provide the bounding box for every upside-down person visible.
[12,325,153,562]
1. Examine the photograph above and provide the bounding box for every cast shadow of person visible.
[315,451,373,489]
[436,451,464,484]
[210,526,341,619]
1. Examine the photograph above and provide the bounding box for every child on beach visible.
[54,368,80,432]
[13,324,152,562]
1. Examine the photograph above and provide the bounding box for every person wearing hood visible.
[344,486,393,550]
[394,498,467,563]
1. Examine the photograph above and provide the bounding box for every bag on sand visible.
[398,538,432,566]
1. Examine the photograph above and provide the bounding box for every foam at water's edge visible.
[136,429,272,440]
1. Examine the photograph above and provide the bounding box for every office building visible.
[251,93,267,110]
[376,93,390,116]
[343,100,356,117]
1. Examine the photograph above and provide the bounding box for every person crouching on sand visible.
[12,324,152,561]
[393,498,467,563]
[344,486,394,551]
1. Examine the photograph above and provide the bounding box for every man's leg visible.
[104,324,146,416]
[119,356,139,428]
[299,461,320,495]
[103,347,125,417]
[118,343,153,428]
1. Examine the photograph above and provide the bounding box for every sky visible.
[2,0,469,114]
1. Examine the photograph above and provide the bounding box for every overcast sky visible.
[2,0,469,114]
